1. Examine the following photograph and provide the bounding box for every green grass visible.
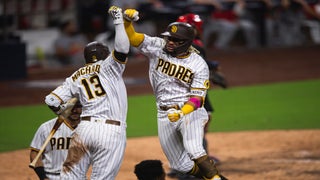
[0,105,55,151]
[126,95,158,137]
[208,79,320,132]
[0,79,319,152]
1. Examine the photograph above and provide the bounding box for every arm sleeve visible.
[114,21,130,54]
[124,20,145,47]
[45,78,73,108]
[181,96,204,115]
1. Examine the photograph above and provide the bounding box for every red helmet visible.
[177,13,203,34]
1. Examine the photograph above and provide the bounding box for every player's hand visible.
[124,9,139,22]
[167,109,184,122]
[52,103,72,115]
[58,98,78,117]
[108,6,123,25]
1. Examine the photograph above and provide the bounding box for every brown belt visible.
[45,171,60,176]
[81,116,120,126]
[159,104,180,111]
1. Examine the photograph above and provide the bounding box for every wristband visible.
[34,166,48,180]
[181,97,202,115]
[189,97,201,108]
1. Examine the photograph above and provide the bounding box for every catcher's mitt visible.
[210,71,227,89]
[207,60,228,88]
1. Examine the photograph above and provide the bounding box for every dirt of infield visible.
[1,45,320,180]
[0,130,319,180]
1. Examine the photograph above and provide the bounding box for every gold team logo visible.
[171,25,178,33]
[204,80,210,89]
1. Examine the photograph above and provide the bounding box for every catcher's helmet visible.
[161,22,195,56]
[83,41,110,64]
[177,13,203,35]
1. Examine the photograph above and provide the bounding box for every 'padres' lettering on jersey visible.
[72,64,101,81]
[29,118,74,174]
[139,35,209,105]
[156,59,194,83]
[50,137,72,150]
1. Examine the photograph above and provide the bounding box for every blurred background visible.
[0,0,319,83]
[0,2,319,179]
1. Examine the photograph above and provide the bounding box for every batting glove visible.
[51,103,72,115]
[124,9,139,22]
[60,98,78,117]
[50,98,77,116]
[167,108,184,122]
[108,6,123,25]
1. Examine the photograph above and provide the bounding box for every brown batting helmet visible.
[83,41,110,64]
[161,22,195,56]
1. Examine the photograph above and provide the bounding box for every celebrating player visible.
[44,6,130,179]
[123,9,227,180]
[167,12,228,179]
[29,100,82,180]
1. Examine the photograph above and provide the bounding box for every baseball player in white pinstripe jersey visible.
[29,100,82,180]
[123,9,227,180]
[44,6,130,180]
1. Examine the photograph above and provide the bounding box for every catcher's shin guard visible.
[195,155,219,179]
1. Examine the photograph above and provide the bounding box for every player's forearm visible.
[30,150,48,179]
[167,96,204,122]
[30,150,45,166]
[114,22,130,54]
[124,20,144,47]
[45,93,77,116]
[45,93,66,114]
[181,96,203,115]
[108,6,130,54]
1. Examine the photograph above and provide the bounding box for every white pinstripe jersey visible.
[30,118,73,174]
[138,35,209,107]
[50,52,127,123]
[137,35,211,172]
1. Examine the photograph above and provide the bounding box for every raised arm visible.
[108,6,130,54]
[123,9,145,47]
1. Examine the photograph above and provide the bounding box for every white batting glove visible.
[51,98,77,115]
[60,98,78,117]
[167,108,184,122]
[50,103,71,115]
[54,104,66,115]
[108,6,123,24]
[124,9,139,22]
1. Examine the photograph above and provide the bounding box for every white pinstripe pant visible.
[157,107,208,173]
[60,120,127,180]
